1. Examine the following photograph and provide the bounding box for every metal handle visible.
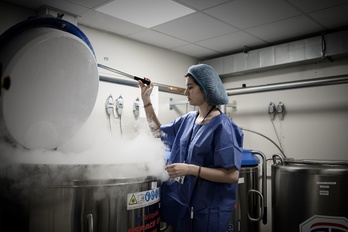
[160,222,169,231]
[97,63,151,85]
[272,154,284,165]
[134,76,151,85]
[247,189,264,222]
[252,150,268,224]
[86,214,93,232]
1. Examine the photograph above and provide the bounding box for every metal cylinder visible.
[0,164,161,232]
[230,150,267,232]
[231,166,261,232]
[272,155,348,232]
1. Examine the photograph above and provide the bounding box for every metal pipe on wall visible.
[100,70,348,97]
[226,75,348,96]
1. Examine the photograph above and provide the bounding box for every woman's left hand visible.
[165,163,190,178]
[166,163,239,184]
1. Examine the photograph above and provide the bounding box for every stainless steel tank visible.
[0,16,162,232]
[230,150,267,232]
[0,164,161,232]
[272,155,348,232]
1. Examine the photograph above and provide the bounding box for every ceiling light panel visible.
[67,0,112,9]
[96,0,195,28]
[153,13,239,43]
[174,0,230,11]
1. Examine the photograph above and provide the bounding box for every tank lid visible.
[242,149,260,166]
[284,159,348,166]
[0,17,98,150]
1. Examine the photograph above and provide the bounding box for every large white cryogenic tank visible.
[0,17,99,150]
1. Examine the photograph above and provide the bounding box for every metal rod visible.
[226,75,348,95]
[97,64,185,95]
[98,63,136,79]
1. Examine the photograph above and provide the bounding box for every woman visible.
[138,64,243,232]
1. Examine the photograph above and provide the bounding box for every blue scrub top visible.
[160,111,243,232]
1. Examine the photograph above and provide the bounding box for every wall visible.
[222,57,348,232]
[0,2,34,33]
[224,57,348,161]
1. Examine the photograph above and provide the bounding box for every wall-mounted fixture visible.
[105,94,124,118]
[133,97,140,119]
[105,94,114,116]
[105,94,124,135]
[268,102,276,120]
[268,101,286,120]
[204,29,348,77]
[115,95,123,117]
[37,6,77,25]
[277,102,286,119]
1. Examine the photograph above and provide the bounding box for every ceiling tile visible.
[78,10,145,36]
[172,43,221,58]
[153,12,239,43]
[287,0,348,13]
[128,29,189,49]
[197,30,267,53]
[246,15,324,43]
[3,0,348,59]
[205,0,301,29]
[3,0,47,10]
[66,0,112,9]
[4,0,89,15]
[45,1,90,15]
[95,0,195,28]
[309,4,348,29]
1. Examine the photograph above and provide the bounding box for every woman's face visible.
[185,76,205,106]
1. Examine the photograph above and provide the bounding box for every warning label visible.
[129,194,137,205]
[127,188,160,210]
[128,210,160,232]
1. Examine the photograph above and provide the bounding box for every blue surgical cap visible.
[186,64,229,105]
